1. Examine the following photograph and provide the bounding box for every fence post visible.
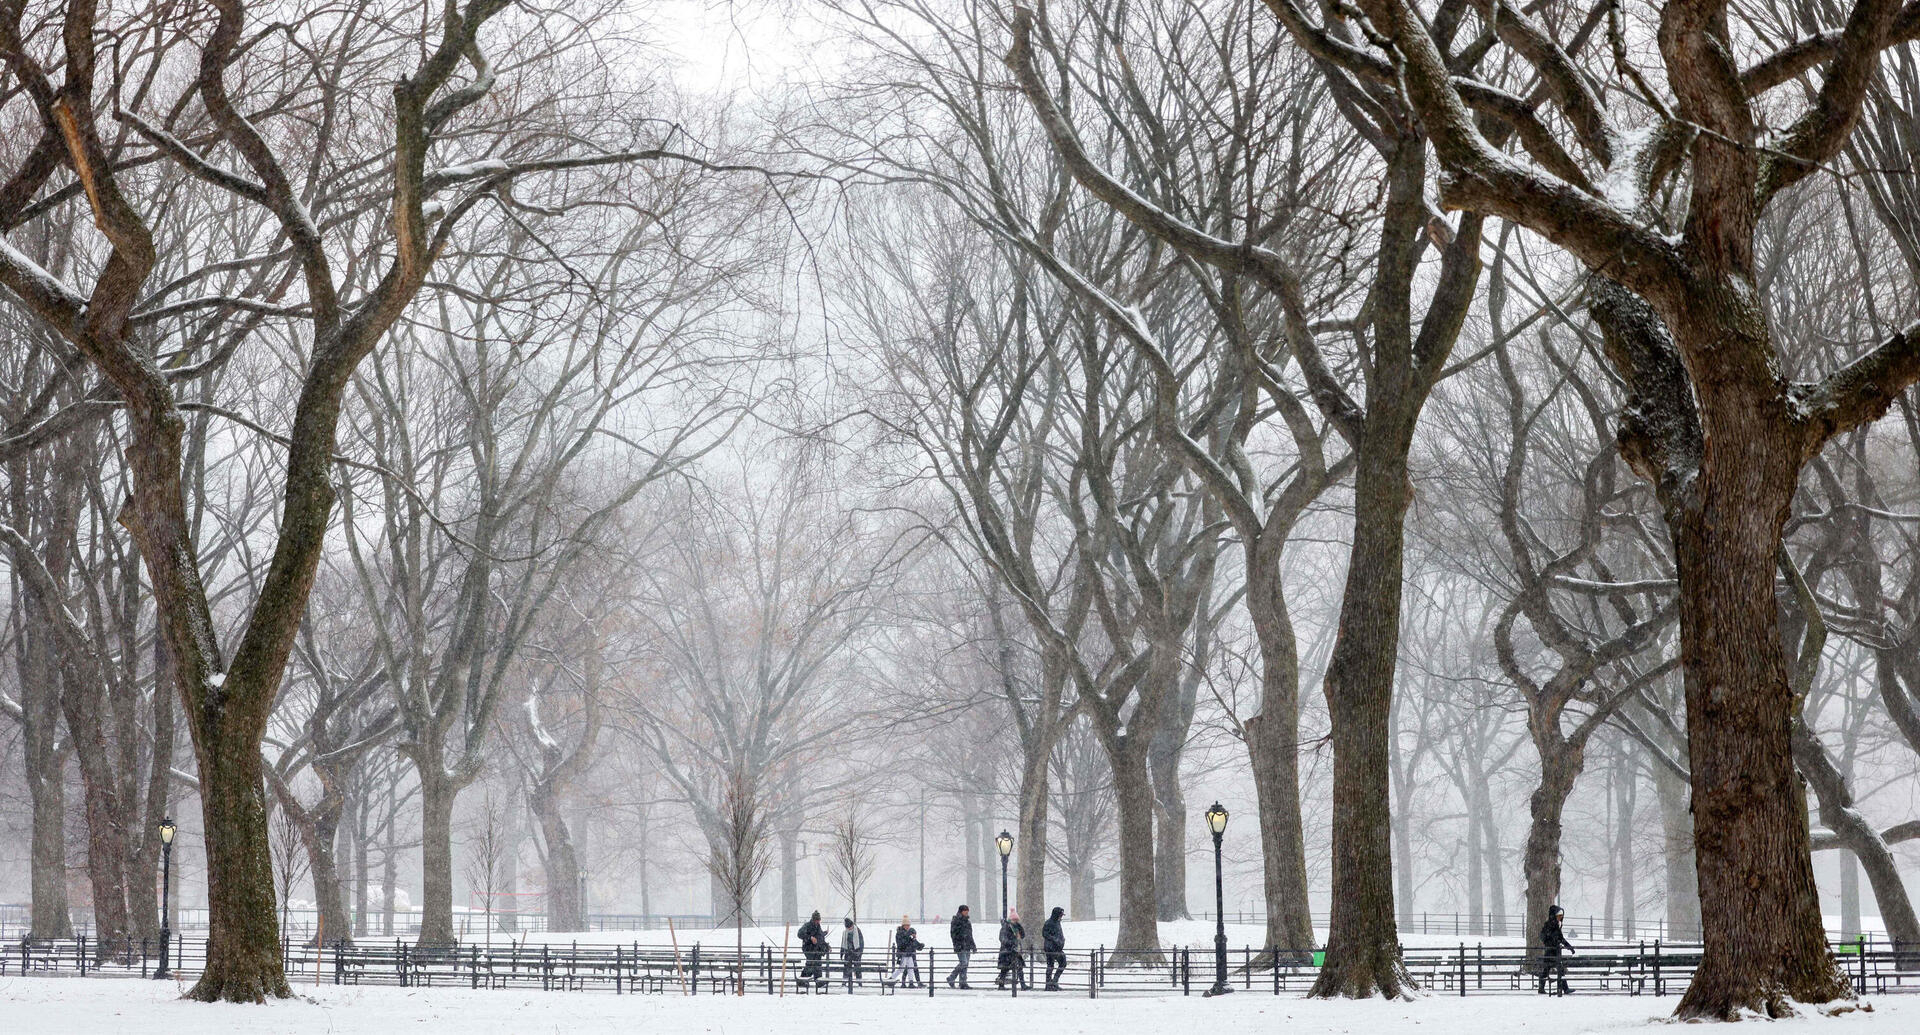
[1477,942,1484,990]
[1858,934,1868,991]
[691,944,700,994]
[1458,943,1466,997]
[1652,939,1662,996]
[929,948,936,998]
[1182,946,1190,996]
[334,940,343,985]
[398,940,409,987]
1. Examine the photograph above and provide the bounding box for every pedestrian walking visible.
[1537,904,1576,995]
[1041,906,1067,990]
[947,904,977,988]
[995,908,1030,990]
[887,915,924,988]
[797,910,830,992]
[840,917,866,986]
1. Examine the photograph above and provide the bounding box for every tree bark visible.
[1015,735,1052,929]
[1668,365,1848,1017]
[1148,727,1190,922]
[194,726,291,1000]
[1525,743,1581,968]
[416,771,457,947]
[1108,740,1161,959]
[1310,432,1417,998]
[532,785,582,932]
[1247,707,1315,962]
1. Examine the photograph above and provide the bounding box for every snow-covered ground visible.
[0,976,1908,1034]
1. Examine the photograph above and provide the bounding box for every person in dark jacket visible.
[887,915,924,988]
[1537,904,1575,995]
[995,908,1031,990]
[840,917,866,987]
[1041,907,1067,990]
[797,911,830,992]
[947,904,977,988]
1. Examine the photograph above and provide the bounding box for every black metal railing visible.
[8,933,1918,998]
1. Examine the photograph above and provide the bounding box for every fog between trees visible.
[1,0,1918,1020]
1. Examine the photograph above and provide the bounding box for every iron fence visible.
[7,934,1918,998]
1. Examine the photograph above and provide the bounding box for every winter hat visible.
[811,911,822,921]
[1549,905,1564,917]
[958,904,970,913]
[844,917,853,927]
[1050,907,1064,919]
[1008,907,1020,921]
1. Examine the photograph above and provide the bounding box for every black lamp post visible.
[155,817,176,980]
[1203,802,1232,997]
[995,830,1014,919]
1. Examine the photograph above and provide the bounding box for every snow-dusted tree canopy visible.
[0,0,1917,1021]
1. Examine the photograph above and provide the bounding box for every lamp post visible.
[155,817,176,980]
[995,830,1014,919]
[1203,802,1232,997]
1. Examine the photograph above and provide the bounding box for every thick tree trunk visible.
[1310,438,1416,999]
[306,809,351,945]
[1247,708,1315,961]
[26,755,72,939]
[64,672,133,958]
[190,732,291,1001]
[1616,752,1637,938]
[1244,559,1317,962]
[1148,734,1189,922]
[1466,793,1485,936]
[1840,855,1861,943]
[1669,387,1849,1018]
[1653,761,1699,940]
[1015,736,1051,929]
[1108,740,1161,959]
[416,772,457,947]
[1525,743,1580,968]
[533,786,583,932]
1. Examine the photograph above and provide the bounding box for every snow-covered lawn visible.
[2,976,1909,1034]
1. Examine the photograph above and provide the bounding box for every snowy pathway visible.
[1,976,1908,1034]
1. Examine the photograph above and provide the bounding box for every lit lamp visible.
[995,830,1014,920]
[1204,803,1232,997]
[155,818,177,980]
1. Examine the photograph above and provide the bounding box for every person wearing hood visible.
[797,910,830,992]
[947,904,977,989]
[840,917,866,987]
[1537,904,1575,995]
[994,908,1031,990]
[1041,907,1067,990]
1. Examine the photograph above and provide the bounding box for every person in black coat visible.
[947,905,977,989]
[840,917,866,987]
[995,909,1031,990]
[1537,904,1575,995]
[797,911,830,991]
[887,915,924,988]
[1041,907,1067,990]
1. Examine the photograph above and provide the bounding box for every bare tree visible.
[825,809,880,924]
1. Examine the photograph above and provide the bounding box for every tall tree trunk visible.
[131,640,174,945]
[1148,732,1189,922]
[1481,799,1507,936]
[1311,432,1416,998]
[416,771,457,947]
[1466,791,1485,936]
[26,751,72,939]
[1668,375,1848,1017]
[531,785,582,932]
[64,679,133,958]
[1840,854,1861,943]
[193,727,291,1000]
[1015,737,1051,928]
[1653,761,1699,940]
[1525,741,1581,971]
[1108,739,1160,958]
[1616,751,1637,939]
[963,795,981,914]
[1248,708,1315,961]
